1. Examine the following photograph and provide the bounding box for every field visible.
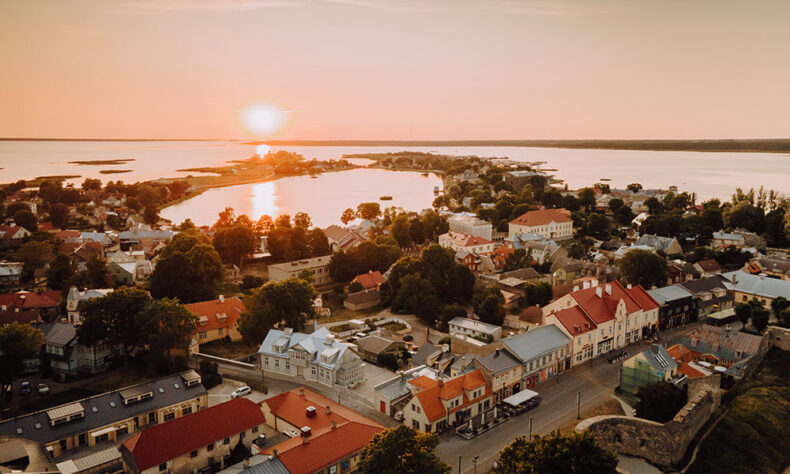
[688,348,790,474]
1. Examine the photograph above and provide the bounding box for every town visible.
[1,157,790,474]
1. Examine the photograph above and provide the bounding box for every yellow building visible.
[184,295,245,344]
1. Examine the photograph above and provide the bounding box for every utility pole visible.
[458,456,462,474]
[577,392,581,419]
[473,456,479,474]
[529,417,532,438]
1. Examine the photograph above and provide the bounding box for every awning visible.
[503,389,539,407]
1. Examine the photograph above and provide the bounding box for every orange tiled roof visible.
[569,281,642,324]
[677,362,706,378]
[553,306,596,335]
[666,344,698,364]
[184,297,245,332]
[510,208,572,227]
[261,388,382,433]
[409,369,491,422]
[352,271,386,289]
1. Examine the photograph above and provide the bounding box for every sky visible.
[1,0,789,140]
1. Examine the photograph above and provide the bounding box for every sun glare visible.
[256,144,271,155]
[241,103,285,135]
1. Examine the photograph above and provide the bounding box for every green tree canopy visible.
[356,202,382,221]
[150,231,224,303]
[16,240,53,275]
[141,298,198,363]
[357,426,450,474]
[14,209,37,232]
[239,277,317,344]
[213,223,257,266]
[47,253,76,290]
[617,249,667,289]
[85,256,113,288]
[636,381,687,422]
[473,286,506,326]
[0,322,44,385]
[494,431,617,474]
[48,203,70,229]
[523,282,553,307]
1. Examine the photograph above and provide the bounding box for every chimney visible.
[437,379,444,387]
[243,458,250,468]
[605,284,612,295]
[299,388,305,397]
[732,274,738,284]
[331,420,337,430]
[627,284,632,289]
[272,449,278,458]
[595,287,603,298]
[573,286,579,292]
[219,294,224,303]
[495,349,500,357]
[325,405,331,415]
[306,406,316,418]
[325,334,334,346]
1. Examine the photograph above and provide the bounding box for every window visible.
[159,463,168,472]
[240,431,245,439]
[219,328,224,335]
[183,406,193,415]
[190,450,198,458]
[224,437,230,445]
[199,332,207,340]
[164,412,175,421]
[96,433,109,443]
[252,426,259,434]
[59,439,67,450]
[207,443,214,451]
[412,420,420,430]
[78,433,87,446]
[148,412,157,423]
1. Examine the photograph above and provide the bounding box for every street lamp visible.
[473,456,479,474]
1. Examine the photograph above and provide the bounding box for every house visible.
[55,229,83,243]
[0,290,62,319]
[403,369,493,433]
[543,281,660,365]
[324,225,366,253]
[508,208,573,241]
[448,317,502,342]
[501,326,572,388]
[120,398,265,474]
[694,259,723,276]
[648,285,699,330]
[503,170,547,192]
[267,256,333,288]
[474,349,522,402]
[438,232,495,254]
[711,231,744,249]
[0,371,207,459]
[184,295,246,344]
[258,327,365,388]
[447,215,493,240]
[0,225,32,248]
[0,261,24,287]
[354,334,403,363]
[109,260,154,286]
[65,286,114,324]
[343,288,381,311]
[674,324,762,369]
[351,270,386,290]
[679,275,734,318]
[666,344,713,379]
[119,229,173,254]
[634,234,683,255]
[374,366,438,417]
[454,250,482,273]
[0,309,42,327]
[60,241,105,270]
[666,260,700,284]
[745,256,790,280]
[619,345,682,395]
[80,232,113,247]
[41,323,113,380]
[722,270,790,306]
[259,387,384,474]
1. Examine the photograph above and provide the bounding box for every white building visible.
[267,255,333,287]
[438,232,495,254]
[447,215,493,240]
[258,327,365,387]
[448,317,502,341]
[508,208,573,241]
[65,286,114,324]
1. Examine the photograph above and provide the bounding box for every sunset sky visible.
[1,0,789,140]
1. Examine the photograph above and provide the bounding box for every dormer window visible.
[199,316,208,326]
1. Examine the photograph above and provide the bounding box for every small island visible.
[99,169,133,174]
[68,159,136,166]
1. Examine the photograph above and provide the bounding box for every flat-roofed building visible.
[267,256,333,288]
[448,317,502,341]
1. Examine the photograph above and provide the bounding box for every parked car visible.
[37,383,50,395]
[20,381,32,396]
[231,386,251,398]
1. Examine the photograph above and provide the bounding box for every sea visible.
[2,140,790,228]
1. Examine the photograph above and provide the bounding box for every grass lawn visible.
[688,347,790,474]
[318,305,382,323]
[216,281,242,297]
[558,398,625,437]
[199,340,258,360]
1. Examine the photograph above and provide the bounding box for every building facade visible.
[267,256,333,288]
[508,208,573,241]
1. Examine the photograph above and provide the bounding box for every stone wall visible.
[576,374,721,468]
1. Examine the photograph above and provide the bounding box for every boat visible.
[599,178,611,181]
[433,186,440,194]
[380,195,393,200]
[310,175,318,179]
[421,172,429,176]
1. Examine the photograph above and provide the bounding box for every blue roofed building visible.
[502,325,572,389]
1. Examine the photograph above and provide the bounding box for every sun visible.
[240,103,285,136]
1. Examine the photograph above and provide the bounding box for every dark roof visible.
[345,288,380,305]
[411,343,439,367]
[475,349,520,374]
[122,398,265,472]
[356,335,401,355]
[43,323,77,346]
[679,275,731,295]
[239,458,290,474]
[0,371,206,445]
[0,310,40,325]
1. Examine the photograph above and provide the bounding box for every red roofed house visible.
[351,270,386,290]
[667,344,711,379]
[259,387,384,474]
[543,281,659,367]
[508,208,573,241]
[120,397,265,474]
[0,225,32,248]
[0,290,62,320]
[403,369,493,434]
[183,295,245,344]
[438,232,495,254]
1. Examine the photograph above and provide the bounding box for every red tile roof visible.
[443,232,493,247]
[37,222,60,232]
[552,306,596,336]
[666,344,698,363]
[409,370,491,422]
[7,291,61,310]
[183,296,245,332]
[510,208,572,227]
[677,362,706,378]
[0,225,27,240]
[55,230,81,240]
[569,281,642,324]
[264,422,383,474]
[0,310,41,326]
[696,259,722,273]
[262,388,382,433]
[626,285,660,311]
[122,398,265,472]
[352,271,386,290]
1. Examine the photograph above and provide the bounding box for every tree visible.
[85,256,113,288]
[473,287,505,326]
[17,240,53,275]
[329,250,358,283]
[577,188,596,212]
[198,359,223,389]
[734,302,752,326]
[347,280,364,293]
[608,198,625,213]
[240,275,264,291]
[723,202,765,233]
[391,214,412,248]
[636,381,687,422]
[357,202,382,221]
[341,208,357,225]
[419,244,475,305]
[81,178,102,191]
[627,183,643,193]
[293,212,312,229]
[150,231,224,303]
[377,351,399,371]
[617,250,667,289]
[439,304,467,330]
[494,431,617,474]
[239,277,317,344]
[0,322,44,386]
[141,298,198,364]
[644,197,663,215]
[307,228,330,256]
[213,224,257,266]
[504,248,529,271]
[523,282,553,307]
[143,205,159,225]
[771,296,790,320]
[275,214,292,228]
[778,309,790,328]
[586,213,610,240]
[255,215,274,235]
[751,305,770,332]
[48,203,70,229]
[14,210,37,232]
[215,207,237,229]
[77,286,153,367]
[392,273,442,323]
[357,426,450,474]
[47,253,76,290]
[613,205,634,226]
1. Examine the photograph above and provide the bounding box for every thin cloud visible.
[113,0,306,14]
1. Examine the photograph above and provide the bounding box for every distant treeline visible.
[250,139,790,153]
